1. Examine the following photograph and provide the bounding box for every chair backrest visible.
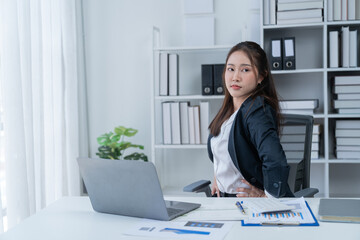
[280,114,314,193]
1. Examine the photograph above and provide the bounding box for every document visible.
[174,202,249,221]
[242,198,319,226]
[123,220,233,240]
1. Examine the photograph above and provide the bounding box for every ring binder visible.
[201,64,213,95]
[213,64,224,95]
[283,37,296,70]
[270,38,283,70]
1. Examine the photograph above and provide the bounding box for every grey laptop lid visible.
[77,157,200,221]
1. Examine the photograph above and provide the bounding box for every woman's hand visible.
[211,176,220,197]
[236,179,266,198]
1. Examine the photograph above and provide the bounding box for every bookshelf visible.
[261,0,360,197]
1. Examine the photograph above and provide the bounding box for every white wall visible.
[82,0,259,190]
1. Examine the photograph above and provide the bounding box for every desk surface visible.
[1,196,360,240]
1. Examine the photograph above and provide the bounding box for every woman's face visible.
[224,50,262,107]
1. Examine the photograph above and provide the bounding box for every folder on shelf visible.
[169,54,179,96]
[159,53,169,96]
[201,64,213,95]
[213,64,224,95]
[329,31,339,68]
[162,102,172,144]
[170,102,181,144]
[282,37,296,70]
[270,39,282,70]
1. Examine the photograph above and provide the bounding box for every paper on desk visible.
[123,219,233,240]
[243,197,317,225]
[174,203,248,221]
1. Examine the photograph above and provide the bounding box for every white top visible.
[210,109,274,198]
[211,109,249,194]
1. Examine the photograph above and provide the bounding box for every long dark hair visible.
[209,41,281,136]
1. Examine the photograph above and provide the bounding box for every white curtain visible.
[0,0,88,230]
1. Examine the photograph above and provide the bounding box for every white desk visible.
[1,197,359,240]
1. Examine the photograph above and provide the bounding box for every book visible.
[188,106,196,144]
[270,0,276,25]
[336,93,360,100]
[168,54,178,96]
[334,100,360,108]
[357,0,360,19]
[334,85,360,93]
[336,137,360,146]
[282,142,319,151]
[279,99,319,109]
[285,151,319,159]
[341,26,350,68]
[159,53,169,96]
[180,102,190,144]
[350,30,358,67]
[276,17,323,25]
[328,0,333,21]
[336,150,360,159]
[281,134,320,143]
[162,102,172,144]
[329,31,339,68]
[348,0,356,20]
[334,76,360,85]
[281,109,314,115]
[337,145,360,151]
[170,102,181,145]
[336,108,360,114]
[282,124,321,134]
[263,0,270,25]
[277,0,323,12]
[336,120,360,129]
[335,129,360,137]
[277,9,323,20]
[200,102,209,144]
[193,105,201,144]
[342,0,347,20]
[318,199,360,223]
[333,0,341,21]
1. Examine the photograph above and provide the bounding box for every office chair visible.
[183,114,319,198]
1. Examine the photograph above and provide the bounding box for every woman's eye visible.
[227,67,234,72]
[241,68,249,72]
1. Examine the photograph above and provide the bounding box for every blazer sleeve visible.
[245,106,291,198]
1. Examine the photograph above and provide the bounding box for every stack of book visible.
[162,101,209,145]
[335,120,360,159]
[159,53,179,96]
[329,27,358,68]
[273,0,323,25]
[279,99,319,115]
[327,0,360,21]
[333,76,360,114]
[281,124,321,160]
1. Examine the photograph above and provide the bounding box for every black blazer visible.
[207,96,294,198]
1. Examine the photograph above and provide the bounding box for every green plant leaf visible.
[124,152,148,162]
[124,128,138,137]
[114,126,127,136]
[97,132,113,146]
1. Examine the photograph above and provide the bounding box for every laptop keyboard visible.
[167,207,183,216]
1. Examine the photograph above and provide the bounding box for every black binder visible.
[201,64,213,95]
[213,64,225,95]
[270,38,283,70]
[283,37,296,70]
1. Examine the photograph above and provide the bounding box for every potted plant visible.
[95,126,148,161]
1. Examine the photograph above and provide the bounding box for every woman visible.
[208,41,294,198]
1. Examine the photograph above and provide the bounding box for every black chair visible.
[183,114,319,198]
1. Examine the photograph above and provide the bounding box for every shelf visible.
[328,159,360,163]
[154,45,233,52]
[155,95,224,100]
[327,67,360,72]
[155,144,207,149]
[271,68,324,74]
[263,23,324,30]
[326,20,360,26]
[327,114,360,118]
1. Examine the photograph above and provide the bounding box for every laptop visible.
[77,157,201,221]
